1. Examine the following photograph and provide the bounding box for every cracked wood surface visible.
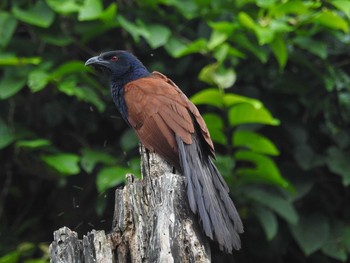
[49,146,211,263]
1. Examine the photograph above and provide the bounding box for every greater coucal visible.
[85,50,243,252]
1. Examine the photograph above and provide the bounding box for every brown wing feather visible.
[151,71,215,157]
[124,72,215,168]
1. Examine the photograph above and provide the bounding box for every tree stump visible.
[49,146,211,262]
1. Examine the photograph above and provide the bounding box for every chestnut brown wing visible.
[123,73,214,167]
[151,71,215,157]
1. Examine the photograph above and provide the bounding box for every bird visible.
[85,50,243,253]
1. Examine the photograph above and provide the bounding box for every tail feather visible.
[208,159,243,231]
[176,134,243,253]
[180,147,213,239]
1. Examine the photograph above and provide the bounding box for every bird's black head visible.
[85,50,149,85]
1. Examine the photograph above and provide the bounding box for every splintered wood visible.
[49,145,210,263]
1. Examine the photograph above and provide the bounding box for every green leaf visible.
[50,61,88,80]
[271,0,314,15]
[190,88,223,108]
[117,16,149,42]
[213,43,229,63]
[209,21,236,34]
[208,21,235,50]
[99,3,117,23]
[165,36,211,58]
[168,0,199,20]
[58,77,105,112]
[45,0,81,15]
[202,113,227,145]
[194,0,211,8]
[0,251,20,263]
[289,178,314,203]
[226,45,246,59]
[0,12,17,49]
[257,0,277,8]
[215,67,236,89]
[294,144,324,170]
[17,242,35,253]
[223,93,262,108]
[199,63,236,89]
[235,150,291,189]
[12,1,55,28]
[164,36,188,58]
[270,35,288,68]
[128,158,142,178]
[208,30,229,50]
[293,36,328,59]
[0,68,27,99]
[173,38,208,57]
[28,70,49,92]
[228,103,280,126]
[80,86,105,112]
[245,187,298,224]
[120,130,139,152]
[290,213,330,256]
[0,53,41,66]
[269,20,294,34]
[41,153,80,175]
[238,12,283,45]
[80,148,116,173]
[23,259,47,263]
[234,33,268,63]
[214,154,235,181]
[0,118,15,150]
[143,24,171,49]
[78,0,103,21]
[16,139,51,149]
[254,26,275,45]
[321,223,350,261]
[313,10,349,33]
[331,0,350,19]
[233,130,280,156]
[198,63,218,86]
[96,166,128,192]
[238,11,256,30]
[40,32,73,46]
[254,206,278,240]
[326,147,350,186]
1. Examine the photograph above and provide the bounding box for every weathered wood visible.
[50,146,211,262]
[50,227,113,263]
[113,145,211,262]
[82,230,114,263]
[50,227,82,263]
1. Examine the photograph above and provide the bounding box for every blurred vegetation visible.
[1,0,350,262]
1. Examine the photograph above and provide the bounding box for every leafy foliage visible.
[1,0,350,262]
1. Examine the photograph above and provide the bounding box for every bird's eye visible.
[111,56,118,61]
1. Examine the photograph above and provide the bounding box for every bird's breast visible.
[111,84,129,124]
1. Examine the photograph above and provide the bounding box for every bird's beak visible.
[85,56,99,66]
[85,56,109,68]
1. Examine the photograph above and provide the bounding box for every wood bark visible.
[49,146,211,262]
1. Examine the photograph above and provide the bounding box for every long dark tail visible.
[176,134,243,253]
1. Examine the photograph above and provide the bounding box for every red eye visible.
[111,56,118,61]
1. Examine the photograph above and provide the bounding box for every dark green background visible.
[1,0,350,262]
